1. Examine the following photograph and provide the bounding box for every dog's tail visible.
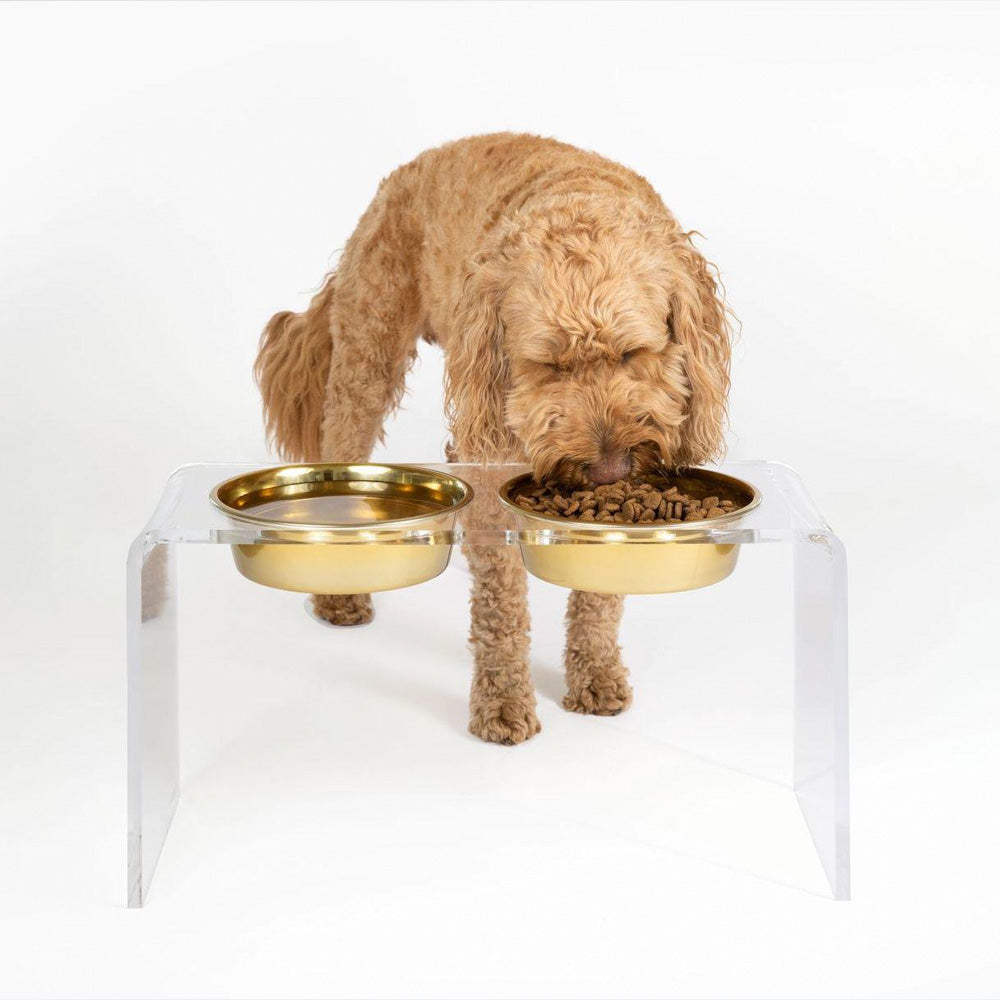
[254,271,337,462]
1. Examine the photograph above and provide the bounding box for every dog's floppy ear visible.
[445,247,520,461]
[666,233,732,466]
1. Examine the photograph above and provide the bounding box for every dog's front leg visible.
[465,545,540,745]
[563,591,633,715]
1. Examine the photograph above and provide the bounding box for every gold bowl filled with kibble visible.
[498,467,761,594]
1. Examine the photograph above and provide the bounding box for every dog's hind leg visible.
[562,592,633,715]
[312,205,424,626]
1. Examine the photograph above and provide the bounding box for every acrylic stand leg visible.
[793,530,850,899]
[126,539,179,908]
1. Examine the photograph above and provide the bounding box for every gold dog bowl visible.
[498,468,760,595]
[211,464,473,594]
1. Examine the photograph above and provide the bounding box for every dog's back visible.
[255,133,672,460]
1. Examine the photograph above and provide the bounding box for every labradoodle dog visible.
[256,133,731,745]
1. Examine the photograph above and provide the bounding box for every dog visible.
[256,133,731,745]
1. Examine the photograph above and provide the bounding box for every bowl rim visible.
[497,467,761,534]
[210,462,475,531]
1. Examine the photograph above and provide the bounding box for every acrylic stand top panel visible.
[134,461,835,550]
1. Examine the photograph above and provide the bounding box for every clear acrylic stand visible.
[126,461,849,906]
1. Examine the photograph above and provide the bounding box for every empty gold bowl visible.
[211,464,474,594]
[498,468,760,595]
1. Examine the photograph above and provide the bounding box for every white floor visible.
[2,500,998,998]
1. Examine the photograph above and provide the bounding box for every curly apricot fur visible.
[256,134,731,741]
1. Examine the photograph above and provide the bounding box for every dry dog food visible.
[514,479,737,524]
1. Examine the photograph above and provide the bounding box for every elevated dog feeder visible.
[127,460,848,905]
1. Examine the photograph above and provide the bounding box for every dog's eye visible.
[620,350,636,364]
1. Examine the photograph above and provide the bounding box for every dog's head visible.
[446,211,731,485]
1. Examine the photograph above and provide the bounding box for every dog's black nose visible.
[587,453,632,484]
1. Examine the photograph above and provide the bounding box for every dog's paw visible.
[563,673,633,716]
[469,699,541,746]
[311,593,374,627]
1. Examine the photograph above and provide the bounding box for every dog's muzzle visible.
[586,452,632,485]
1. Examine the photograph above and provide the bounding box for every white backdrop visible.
[1,2,998,998]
